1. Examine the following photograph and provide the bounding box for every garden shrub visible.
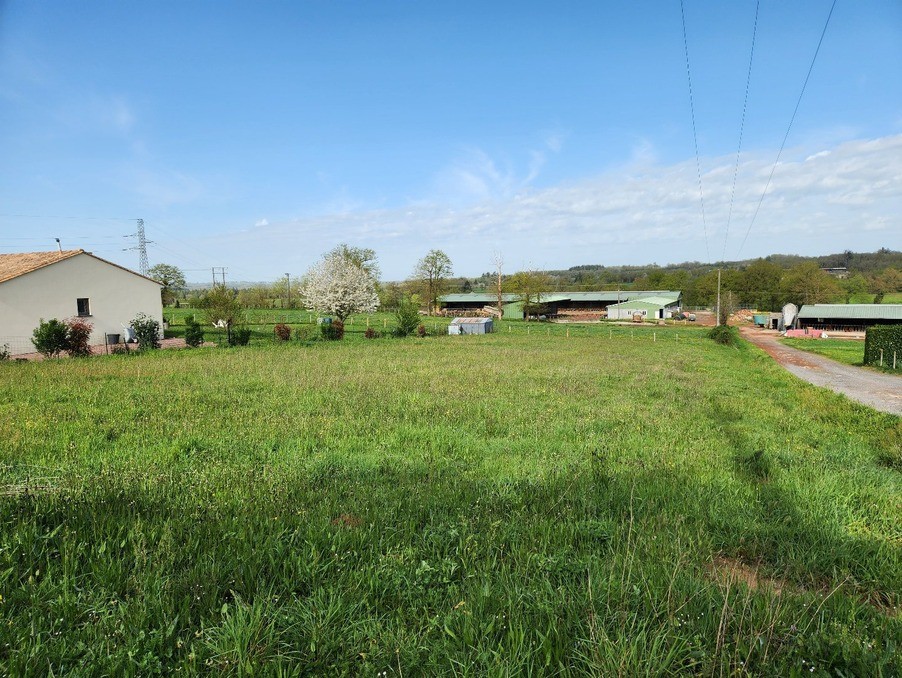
[364,326,377,339]
[320,320,344,340]
[0,343,10,361]
[394,297,420,337]
[274,323,291,341]
[184,318,204,348]
[65,318,94,357]
[416,324,427,338]
[708,325,739,347]
[294,326,316,342]
[864,325,902,368]
[228,327,252,346]
[31,318,70,358]
[131,313,162,350]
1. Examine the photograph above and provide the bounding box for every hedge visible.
[863,324,902,368]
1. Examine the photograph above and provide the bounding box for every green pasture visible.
[0,326,899,675]
[781,338,866,367]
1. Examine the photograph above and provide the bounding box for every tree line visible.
[150,247,900,317]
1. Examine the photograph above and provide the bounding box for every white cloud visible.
[200,134,902,279]
[254,218,269,227]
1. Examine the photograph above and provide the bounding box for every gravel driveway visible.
[740,327,902,416]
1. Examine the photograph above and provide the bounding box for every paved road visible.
[740,328,902,416]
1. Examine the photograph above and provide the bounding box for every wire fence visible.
[0,336,36,357]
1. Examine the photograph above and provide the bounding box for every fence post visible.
[894,351,897,370]
[653,332,656,342]
[566,327,570,338]
[880,349,883,367]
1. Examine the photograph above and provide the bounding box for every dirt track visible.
[740,327,902,416]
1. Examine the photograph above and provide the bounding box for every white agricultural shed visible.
[448,317,494,335]
[0,250,163,355]
[606,296,680,321]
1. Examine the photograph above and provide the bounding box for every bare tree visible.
[491,251,504,319]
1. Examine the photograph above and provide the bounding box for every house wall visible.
[607,307,653,320]
[0,254,163,354]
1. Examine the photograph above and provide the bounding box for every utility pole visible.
[285,273,291,309]
[124,218,152,275]
[211,267,227,286]
[716,268,722,326]
[491,251,503,320]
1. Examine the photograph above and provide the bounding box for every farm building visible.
[795,304,902,332]
[448,317,494,335]
[0,250,163,355]
[606,296,682,321]
[440,291,681,319]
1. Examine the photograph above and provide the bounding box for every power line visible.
[722,0,759,260]
[737,0,838,258]
[680,0,710,263]
[0,213,135,221]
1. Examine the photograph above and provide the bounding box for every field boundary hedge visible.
[863,324,902,368]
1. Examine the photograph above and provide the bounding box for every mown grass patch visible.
[781,337,865,366]
[1,326,899,674]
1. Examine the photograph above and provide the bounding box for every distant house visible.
[795,304,902,332]
[0,250,163,355]
[606,296,681,321]
[440,291,682,319]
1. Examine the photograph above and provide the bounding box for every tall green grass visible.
[1,326,899,674]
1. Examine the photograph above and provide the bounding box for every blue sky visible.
[1,1,899,281]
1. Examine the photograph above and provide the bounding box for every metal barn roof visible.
[607,296,678,308]
[450,317,494,324]
[797,304,902,320]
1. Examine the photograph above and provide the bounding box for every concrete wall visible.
[0,254,163,354]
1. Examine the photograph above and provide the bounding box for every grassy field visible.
[1,325,899,674]
[781,338,866,367]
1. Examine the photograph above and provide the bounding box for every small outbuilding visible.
[606,296,678,321]
[448,317,494,335]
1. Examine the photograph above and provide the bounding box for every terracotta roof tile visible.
[0,250,85,284]
[0,250,163,286]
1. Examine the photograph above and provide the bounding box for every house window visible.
[77,298,91,316]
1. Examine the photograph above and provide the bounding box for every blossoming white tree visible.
[299,253,380,322]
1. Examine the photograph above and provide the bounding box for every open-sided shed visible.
[448,317,494,335]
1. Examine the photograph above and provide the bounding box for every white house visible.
[0,250,163,355]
